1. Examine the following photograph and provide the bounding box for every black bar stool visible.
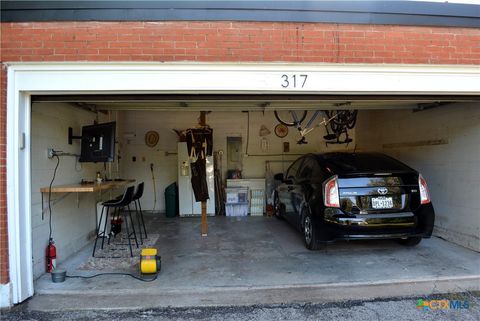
[93,185,138,257]
[133,182,148,243]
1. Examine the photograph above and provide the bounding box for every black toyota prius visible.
[273,152,435,250]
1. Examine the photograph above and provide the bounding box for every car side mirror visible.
[274,173,284,182]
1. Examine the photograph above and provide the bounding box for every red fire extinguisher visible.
[46,238,57,273]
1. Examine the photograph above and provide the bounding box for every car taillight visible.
[419,174,431,204]
[324,175,340,208]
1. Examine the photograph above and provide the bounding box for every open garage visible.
[1,1,480,313]
[2,63,479,310]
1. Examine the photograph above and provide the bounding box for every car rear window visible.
[320,153,412,174]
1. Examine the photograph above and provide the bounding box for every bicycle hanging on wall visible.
[273,107,358,145]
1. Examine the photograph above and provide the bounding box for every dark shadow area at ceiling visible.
[31,94,480,104]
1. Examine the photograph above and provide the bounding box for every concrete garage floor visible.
[31,214,480,311]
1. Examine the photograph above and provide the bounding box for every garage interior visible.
[29,94,480,307]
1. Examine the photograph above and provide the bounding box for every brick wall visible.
[0,21,479,284]
[1,22,479,63]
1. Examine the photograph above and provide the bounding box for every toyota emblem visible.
[378,187,388,195]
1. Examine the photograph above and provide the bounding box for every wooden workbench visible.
[40,179,135,193]
[40,180,136,215]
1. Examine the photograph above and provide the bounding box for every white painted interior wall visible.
[356,102,480,251]
[30,102,120,278]
[119,110,354,212]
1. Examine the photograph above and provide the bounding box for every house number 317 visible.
[281,74,308,88]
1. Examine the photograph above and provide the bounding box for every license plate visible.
[371,197,394,209]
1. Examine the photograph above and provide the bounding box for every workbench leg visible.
[201,201,208,236]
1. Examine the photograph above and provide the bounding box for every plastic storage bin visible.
[225,187,249,216]
[225,202,249,216]
[226,179,266,214]
[225,187,248,204]
[250,189,265,216]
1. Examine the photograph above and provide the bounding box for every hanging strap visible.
[189,131,197,161]
[201,138,207,159]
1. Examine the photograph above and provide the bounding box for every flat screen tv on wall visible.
[79,121,116,163]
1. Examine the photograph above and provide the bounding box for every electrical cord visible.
[43,151,80,220]
[47,155,60,241]
[74,155,82,172]
[66,272,158,282]
[150,163,157,213]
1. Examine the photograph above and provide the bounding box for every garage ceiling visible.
[32,94,480,112]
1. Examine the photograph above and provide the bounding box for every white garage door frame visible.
[5,62,480,305]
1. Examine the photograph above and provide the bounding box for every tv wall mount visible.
[68,127,82,145]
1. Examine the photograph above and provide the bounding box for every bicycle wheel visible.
[329,111,355,130]
[274,110,308,127]
[346,110,358,129]
[329,120,344,135]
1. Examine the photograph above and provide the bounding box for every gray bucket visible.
[51,269,66,283]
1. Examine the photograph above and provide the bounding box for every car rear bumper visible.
[317,225,431,242]
[324,212,416,228]
[329,232,431,241]
[316,203,435,242]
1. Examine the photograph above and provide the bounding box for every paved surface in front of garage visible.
[31,215,480,310]
[4,292,479,320]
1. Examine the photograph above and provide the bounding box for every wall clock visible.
[274,124,288,138]
[145,130,159,147]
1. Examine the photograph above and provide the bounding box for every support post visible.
[201,201,208,236]
[200,111,208,236]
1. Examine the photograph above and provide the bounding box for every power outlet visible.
[47,148,55,159]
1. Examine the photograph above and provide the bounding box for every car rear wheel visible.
[397,236,422,246]
[303,208,320,250]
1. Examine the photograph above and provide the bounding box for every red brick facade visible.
[1,22,480,64]
[0,21,479,284]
